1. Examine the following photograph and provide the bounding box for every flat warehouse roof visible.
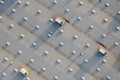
[0,0,120,80]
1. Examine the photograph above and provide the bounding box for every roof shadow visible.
[0,0,16,15]
[11,73,25,80]
[30,22,61,51]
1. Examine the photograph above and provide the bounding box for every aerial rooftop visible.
[0,0,120,80]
